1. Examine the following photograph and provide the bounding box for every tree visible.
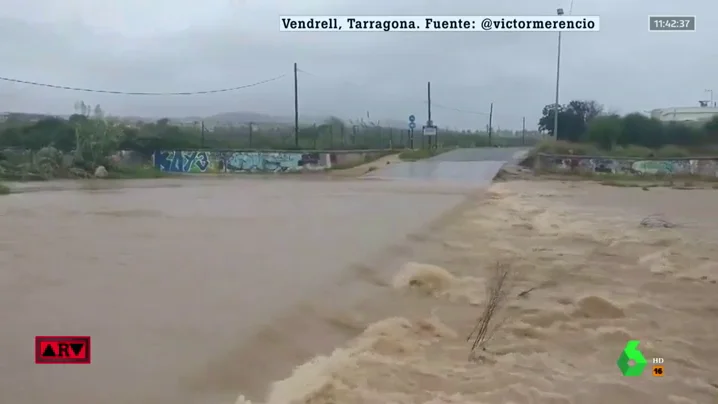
[0,118,75,152]
[538,99,718,151]
[703,116,718,144]
[74,101,90,116]
[73,118,123,169]
[586,114,622,149]
[93,104,104,118]
[538,100,603,142]
[619,113,664,148]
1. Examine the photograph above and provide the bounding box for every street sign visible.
[408,115,416,122]
[409,122,416,129]
[423,126,437,136]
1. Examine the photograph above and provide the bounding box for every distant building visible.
[650,106,718,123]
[0,112,56,123]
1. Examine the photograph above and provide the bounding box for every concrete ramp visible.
[365,147,528,186]
[365,160,507,186]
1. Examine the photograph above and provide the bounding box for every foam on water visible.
[236,180,718,404]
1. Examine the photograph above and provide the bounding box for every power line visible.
[298,68,422,107]
[430,102,490,116]
[0,74,287,96]
[298,68,495,117]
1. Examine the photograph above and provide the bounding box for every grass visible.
[530,139,702,158]
[398,148,444,161]
[105,166,170,179]
[0,182,9,195]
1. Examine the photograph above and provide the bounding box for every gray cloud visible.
[1,0,715,129]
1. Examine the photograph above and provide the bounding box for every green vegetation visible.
[0,182,9,195]
[530,139,702,159]
[0,104,126,180]
[536,99,718,156]
[0,102,539,181]
[398,148,444,161]
[104,166,168,179]
[1,111,536,153]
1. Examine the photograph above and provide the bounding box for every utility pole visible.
[488,103,493,146]
[200,121,205,148]
[294,62,299,147]
[522,116,526,145]
[553,8,565,139]
[426,81,432,149]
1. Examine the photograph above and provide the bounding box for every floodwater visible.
[237,180,718,404]
[0,177,473,404]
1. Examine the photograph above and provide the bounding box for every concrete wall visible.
[535,153,718,177]
[152,150,331,173]
[329,150,390,167]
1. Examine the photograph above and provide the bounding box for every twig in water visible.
[467,262,512,356]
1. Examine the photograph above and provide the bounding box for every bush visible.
[531,140,694,159]
[610,145,655,158]
[531,98,718,157]
[531,139,601,156]
[539,99,718,151]
[654,145,692,158]
[0,182,9,195]
[586,114,622,149]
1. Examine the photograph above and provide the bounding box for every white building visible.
[650,106,718,123]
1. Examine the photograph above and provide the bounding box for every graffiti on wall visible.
[551,157,632,174]
[542,154,718,177]
[630,160,681,174]
[220,151,321,173]
[153,150,326,173]
[154,151,214,173]
[689,159,718,177]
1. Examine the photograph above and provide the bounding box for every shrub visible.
[531,139,601,156]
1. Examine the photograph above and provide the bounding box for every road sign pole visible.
[408,114,416,148]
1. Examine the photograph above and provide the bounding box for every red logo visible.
[35,336,91,364]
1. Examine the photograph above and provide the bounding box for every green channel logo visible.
[617,340,647,376]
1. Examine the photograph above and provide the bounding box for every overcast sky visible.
[0,0,715,129]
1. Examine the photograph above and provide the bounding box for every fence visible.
[199,124,538,151]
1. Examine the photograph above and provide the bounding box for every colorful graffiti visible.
[539,154,718,177]
[152,150,327,173]
[220,152,320,173]
[631,160,677,174]
[153,151,214,173]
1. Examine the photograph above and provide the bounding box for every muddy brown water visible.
[0,177,474,404]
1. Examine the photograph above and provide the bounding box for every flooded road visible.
[0,177,471,404]
[364,147,528,183]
